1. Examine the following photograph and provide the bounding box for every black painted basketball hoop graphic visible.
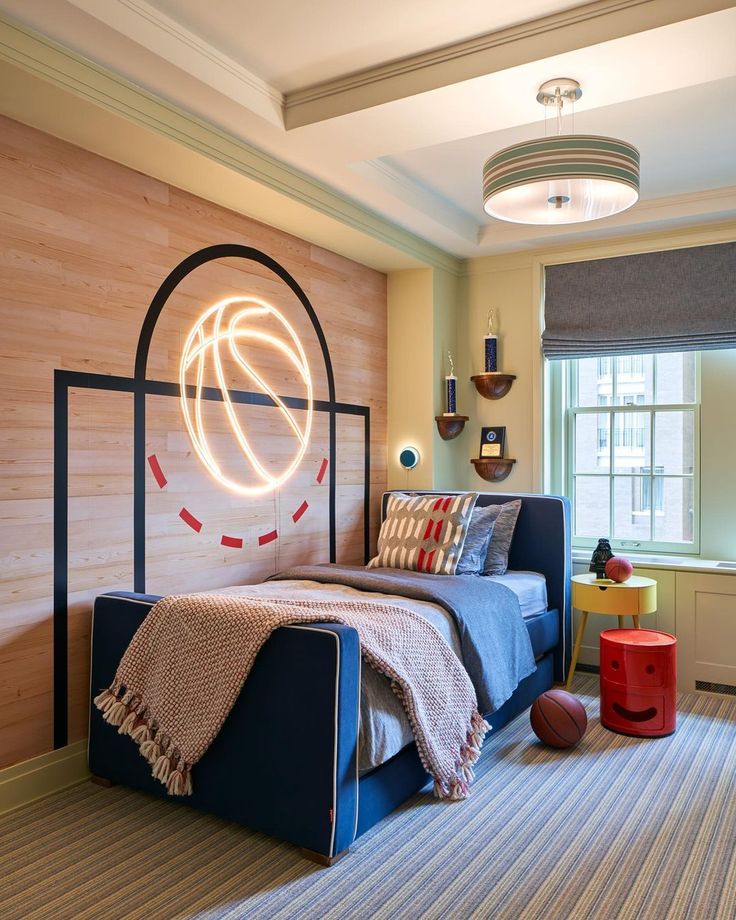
[53,245,371,747]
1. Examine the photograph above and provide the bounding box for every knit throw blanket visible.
[93,593,490,801]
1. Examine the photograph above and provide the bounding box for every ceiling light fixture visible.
[482,78,640,225]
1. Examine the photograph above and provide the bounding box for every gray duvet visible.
[268,565,537,772]
[219,566,535,772]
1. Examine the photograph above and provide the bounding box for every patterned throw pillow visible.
[369,493,478,574]
[481,499,522,576]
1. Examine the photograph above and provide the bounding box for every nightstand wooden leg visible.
[618,615,625,629]
[566,610,589,691]
[632,615,641,628]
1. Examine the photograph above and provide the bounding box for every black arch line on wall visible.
[53,245,371,749]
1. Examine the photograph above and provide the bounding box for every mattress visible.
[488,571,548,619]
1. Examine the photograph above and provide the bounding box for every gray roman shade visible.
[542,241,736,359]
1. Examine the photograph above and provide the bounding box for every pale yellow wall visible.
[387,266,469,493]
[432,267,465,490]
[387,269,435,490]
[459,255,540,493]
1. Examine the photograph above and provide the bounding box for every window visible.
[549,352,699,553]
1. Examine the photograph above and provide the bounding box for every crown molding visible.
[284,0,736,128]
[464,214,736,275]
[476,186,736,251]
[0,13,462,276]
[536,215,736,265]
[353,159,480,244]
[65,0,285,127]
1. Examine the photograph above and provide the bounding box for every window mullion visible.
[609,408,614,541]
[650,410,655,543]
[612,355,617,405]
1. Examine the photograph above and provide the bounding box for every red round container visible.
[600,629,677,737]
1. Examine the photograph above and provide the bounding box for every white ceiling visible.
[1,0,735,260]
[147,0,583,92]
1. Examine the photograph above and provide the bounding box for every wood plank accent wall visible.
[0,116,387,769]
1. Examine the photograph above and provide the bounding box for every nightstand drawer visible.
[572,580,657,615]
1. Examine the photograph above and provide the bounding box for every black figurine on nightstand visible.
[590,538,614,580]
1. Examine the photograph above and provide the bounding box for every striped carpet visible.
[1,677,735,920]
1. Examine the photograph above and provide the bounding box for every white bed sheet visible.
[487,571,548,619]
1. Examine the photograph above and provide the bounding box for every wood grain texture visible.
[0,115,387,767]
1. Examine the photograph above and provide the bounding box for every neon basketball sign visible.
[179,295,313,495]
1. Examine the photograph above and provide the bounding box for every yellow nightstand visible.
[566,573,658,690]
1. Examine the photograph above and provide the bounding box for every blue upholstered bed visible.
[88,491,571,863]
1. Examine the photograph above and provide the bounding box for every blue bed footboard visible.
[89,592,360,858]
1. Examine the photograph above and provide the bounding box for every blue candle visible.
[445,375,457,415]
[485,334,498,372]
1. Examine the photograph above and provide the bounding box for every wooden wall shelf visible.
[470,372,516,400]
[435,415,468,440]
[470,457,516,483]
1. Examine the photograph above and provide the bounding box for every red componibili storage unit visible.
[600,628,677,737]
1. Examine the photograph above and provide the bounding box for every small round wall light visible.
[399,446,420,470]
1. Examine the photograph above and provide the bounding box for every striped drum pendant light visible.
[483,80,640,225]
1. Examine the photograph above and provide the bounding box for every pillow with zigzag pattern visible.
[368,492,478,574]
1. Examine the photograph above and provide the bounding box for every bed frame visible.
[88,491,571,864]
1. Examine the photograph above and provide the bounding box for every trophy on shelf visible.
[485,308,498,373]
[444,351,457,415]
[435,350,468,440]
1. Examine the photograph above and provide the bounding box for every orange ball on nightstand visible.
[605,556,634,582]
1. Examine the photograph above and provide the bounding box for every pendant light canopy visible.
[482,79,640,225]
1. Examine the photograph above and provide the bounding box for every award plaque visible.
[479,426,506,458]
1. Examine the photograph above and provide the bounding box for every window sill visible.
[572,550,736,576]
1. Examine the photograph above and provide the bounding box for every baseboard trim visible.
[0,740,89,815]
[576,663,601,675]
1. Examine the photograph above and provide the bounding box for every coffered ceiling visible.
[147,0,583,93]
[1,0,735,259]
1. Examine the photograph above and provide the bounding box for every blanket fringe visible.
[152,753,171,784]
[118,711,137,736]
[139,739,162,765]
[93,685,193,797]
[93,689,117,713]
[104,701,128,727]
[431,709,491,802]
[130,721,151,745]
[166,761,191,797]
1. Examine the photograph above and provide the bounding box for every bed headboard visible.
[381,491,572,681]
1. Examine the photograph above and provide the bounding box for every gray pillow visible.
[481,499,522,575]
[456,505,500,574]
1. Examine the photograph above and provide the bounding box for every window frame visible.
[549,354,701,556]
